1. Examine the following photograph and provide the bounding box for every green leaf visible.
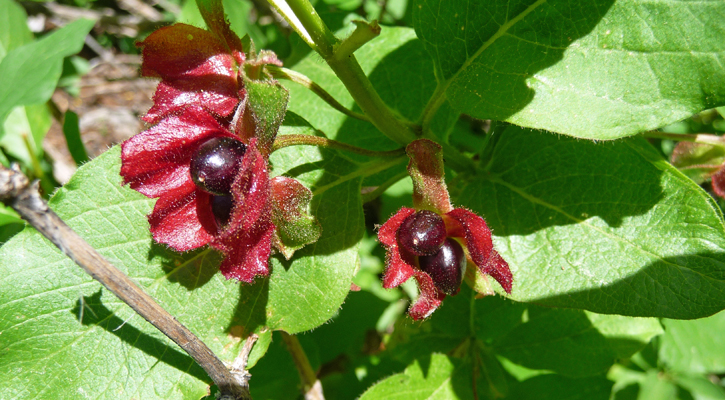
[670,141,725,185]
[414,0,725,139]
[0,0,33,60]
[1,103,54,195]
[638,370,678,400]
[507,374,613,400]
[660,310,725,374]
[0,18,95,136]
[0,142,364,398]
[358,353,472,400]
[0,203,21,226]
[458,126,725,318]
[673,373,725,400]
[494,306,662,377]
[62,110,89,166]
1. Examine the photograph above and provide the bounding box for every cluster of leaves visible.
[2,0,725,399]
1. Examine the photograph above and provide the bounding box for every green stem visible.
[267,66,370,122]
[280,331,325,400]
[361,170,407,203]
[21,134,44,181]
[269,0,476,175]
[274,0,417,146]
[334,20,380,60]
[642,131,725,147]
[269,0,337,56]
[273,134,405,157]
[419,84,447,134]
[312,155,406,197]
[325,52,418,145]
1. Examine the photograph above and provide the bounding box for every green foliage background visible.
[1,0,725,399]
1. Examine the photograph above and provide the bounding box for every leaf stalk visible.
[267,66,370,122]
[273,134,404,157]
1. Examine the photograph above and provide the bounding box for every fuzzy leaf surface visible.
[414,0,725,139]
[459,126,725,318]
[0,142,363,398]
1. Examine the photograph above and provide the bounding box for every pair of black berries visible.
[189,138,467,295]
[189,137,248,226]
[397,210,466,295]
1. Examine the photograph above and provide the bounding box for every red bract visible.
[378,139,513,320]
[121,20,319,282]
[138,23,245,124]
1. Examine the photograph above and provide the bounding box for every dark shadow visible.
[225,275,270,337]
[419,1,617,124]
[535,251,725,319]
[507,374,614,400]
[477,127,666,234]
[381,287,646,399]
[612,383,640,400]
[153,244,221,290]
[275,253,294,271]
[71,290,210,384]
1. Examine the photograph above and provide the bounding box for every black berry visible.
[397,210,447,256]
[190,137,247,195]
[419,238,466,296]
[211,195,234,227]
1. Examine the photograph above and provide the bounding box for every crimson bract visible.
[120,19,320,282]
[378,139,513,320]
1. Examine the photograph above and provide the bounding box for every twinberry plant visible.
[379,139,512,319]
[2,0,725,399]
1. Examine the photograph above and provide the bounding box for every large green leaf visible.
[0,140,364,398]
[458,126,725,318]
[0,18,94,137]
[660,310,725,374]
[0,0,33,60]
[413,0,725,140]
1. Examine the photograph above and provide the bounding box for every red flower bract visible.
[377,139,513,320]
[121,21,318,283]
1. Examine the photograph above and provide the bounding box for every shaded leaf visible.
[62,110,89,166]
[507,374,613,400]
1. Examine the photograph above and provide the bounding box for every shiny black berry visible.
[211,195,234,227]
[190,137,247,196]
[419,238,466,296]
[397,210,447,256]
